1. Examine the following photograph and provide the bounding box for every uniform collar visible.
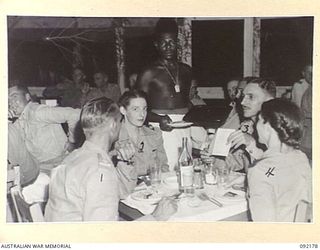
[18,101,33,121]
[82,140,111,162]
[118,122,154,143]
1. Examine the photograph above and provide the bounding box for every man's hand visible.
[228,130,255,151]
[159,115,173,132]
[152,197,178,221]
[116,141,135,163]
[65,141,76,153]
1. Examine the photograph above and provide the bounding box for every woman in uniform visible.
[116,90,169,176]
[248,98,311,222]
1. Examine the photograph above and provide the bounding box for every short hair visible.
[8,82,31,96]
[118,89,147,109]
[241,76,259,84]
[154,18,178,39]
[260,98,303,148]
[80,97,120,138]
[247,78,277,98]
[94,70,108,77]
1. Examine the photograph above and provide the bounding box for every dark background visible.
[8,16,313,87]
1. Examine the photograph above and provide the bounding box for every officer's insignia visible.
[265,167,275,177]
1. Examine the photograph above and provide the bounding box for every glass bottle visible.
[178,137,194,194]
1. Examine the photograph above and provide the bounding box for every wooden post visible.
[114,18,127,94]
[177,18,192,66]
[72,43,83,69]
[243,17,261,77]
[252,17,261,77]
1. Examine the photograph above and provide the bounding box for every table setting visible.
[120,159,249,221]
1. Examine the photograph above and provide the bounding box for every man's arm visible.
[34,105,81,143]
[146,112,173,132]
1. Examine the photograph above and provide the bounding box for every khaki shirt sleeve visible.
[35,105,81,143]
[83,167,119,221]
[248,165,276,222]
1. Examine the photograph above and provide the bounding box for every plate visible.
[163,176,179,189]
[131,189,162,203]
[213,190,246,203]
[168,121,193,128]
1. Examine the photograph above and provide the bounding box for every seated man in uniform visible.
[86,71,121,103]
[136,18,205,168]
[43,68,90,108]
[201,78,276,172]
[45,97,177,221]
[8,83,81,175]
[227,78,276,171]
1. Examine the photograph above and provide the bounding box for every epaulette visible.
[147,124,155,131]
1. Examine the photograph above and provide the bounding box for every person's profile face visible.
[256,114,270,145]
[94,73,107,88]
[227,80,238,101]
[241,83,270,119]
[8,86,29,117]
[303,65,312,84]
[122,97,147,127]
[155,33,177,61]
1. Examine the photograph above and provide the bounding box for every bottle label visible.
[180,165,193,186]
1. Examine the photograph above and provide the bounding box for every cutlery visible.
[197,192,223,207]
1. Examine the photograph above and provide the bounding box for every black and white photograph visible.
[6,14,313,226]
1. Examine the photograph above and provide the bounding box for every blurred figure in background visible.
[300,64,312,162]
[86,71,121,103]
[291,64,312,107]
[43,68,90,108]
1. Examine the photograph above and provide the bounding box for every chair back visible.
[294,199,312,223]
[9,166,44,222]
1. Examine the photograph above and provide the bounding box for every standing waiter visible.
[136,18,205,168]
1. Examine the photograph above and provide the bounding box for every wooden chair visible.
[8,166,44,223]
[294,199,312,223]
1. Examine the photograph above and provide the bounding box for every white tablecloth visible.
[121,172,248,221]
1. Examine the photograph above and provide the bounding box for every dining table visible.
[119,171,250,222]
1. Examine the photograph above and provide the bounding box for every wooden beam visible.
[114,19,127,94]
[177,18,192,66]
[253,17,261,77]
[243,17,253,77]
[243,17,261,77]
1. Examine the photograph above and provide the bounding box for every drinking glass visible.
[149,164,161,188]
[217,162,231,189]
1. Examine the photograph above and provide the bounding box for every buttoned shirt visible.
[13,102,80,165]
[221,103,241,130]
[115,123,169,176]
[45,140,137,222]
[8,122,39,186]
[248,149,311,222]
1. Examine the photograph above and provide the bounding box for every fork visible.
[198,192,223,207]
